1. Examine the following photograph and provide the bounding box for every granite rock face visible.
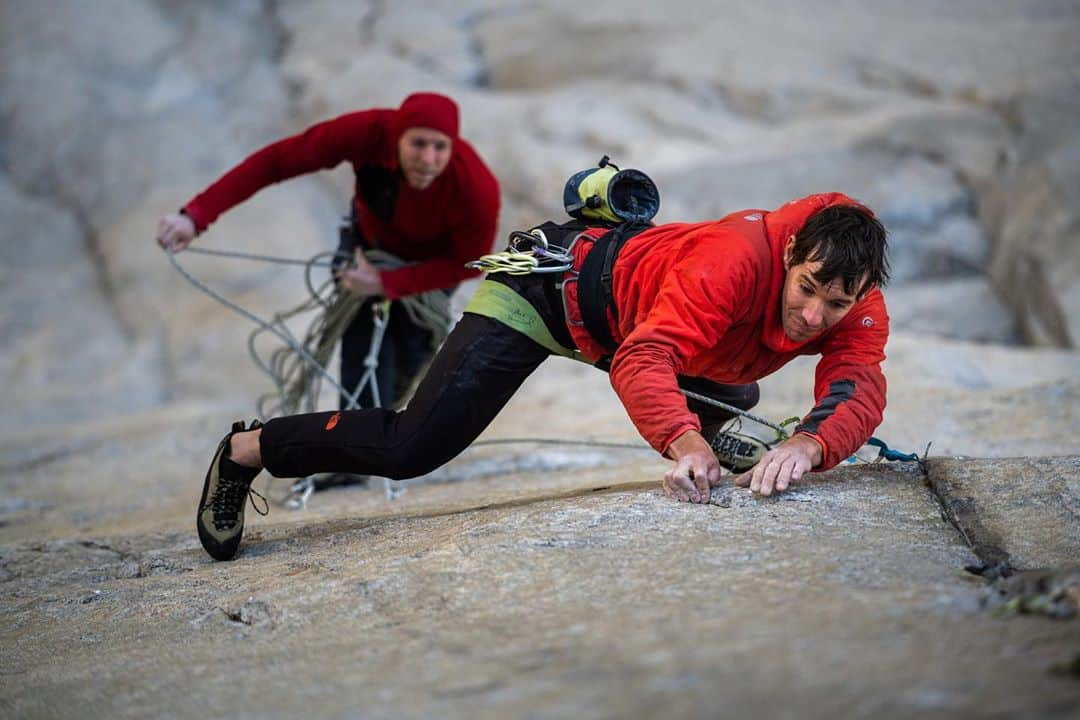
[926,456,1080,572]
[1,1,1079,717]
[2,461,1080,718]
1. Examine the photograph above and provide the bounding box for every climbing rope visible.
[165,247,352,402]
[846,438,932,473]
[165,243,452,506]
[680,389,798,439]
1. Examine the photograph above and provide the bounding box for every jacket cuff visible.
[181,204,207,234]
[659,422,701,457]
[378,268,408,300]
[795,431,828,470]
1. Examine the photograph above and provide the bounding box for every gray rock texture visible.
[883,278,1019,344]
[1,1,1079,717]
[3,462,1080,718]
[927,456,1080,571]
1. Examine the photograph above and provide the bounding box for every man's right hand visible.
[662,430,722,504]
[156,212,196,253]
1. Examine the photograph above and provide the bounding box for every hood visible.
[760,192,873,353]
[393,92,460,144]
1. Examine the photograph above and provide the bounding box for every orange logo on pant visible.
[325,412,341,431]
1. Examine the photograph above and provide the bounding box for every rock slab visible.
[2,461,1079,718]
[926,456,1080,572]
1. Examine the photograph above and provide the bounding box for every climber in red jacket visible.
[156,92,500,415]
[194,192,889,562]
[561,192,889,502]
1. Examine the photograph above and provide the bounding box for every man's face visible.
[780,236,866,342]
[398,127,452,190]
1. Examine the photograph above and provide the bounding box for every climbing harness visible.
[165,242,451,507]
[576,220,655,354]
[464,280,579,359]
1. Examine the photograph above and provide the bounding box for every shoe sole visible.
[711,431,769,473]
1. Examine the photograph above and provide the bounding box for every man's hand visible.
[337,248,385,298]
[735,433,822,496]
[156,212,196,253]
[663,430,722,504]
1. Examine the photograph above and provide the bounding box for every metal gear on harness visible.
[342,299,391,410]
[465,228,576,276]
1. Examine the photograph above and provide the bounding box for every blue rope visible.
[866,436,921,462]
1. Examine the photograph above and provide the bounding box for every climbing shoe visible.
[196,420,268,561]
[707,428,770,473]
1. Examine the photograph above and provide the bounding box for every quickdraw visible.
[465,228,575,276]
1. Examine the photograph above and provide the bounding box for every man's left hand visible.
[337,249,384,298]
[735,433,822,496]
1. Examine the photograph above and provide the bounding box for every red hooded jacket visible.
[561,193,889,470]
[183,94,500,300]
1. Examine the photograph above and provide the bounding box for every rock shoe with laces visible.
[197,420,268,561]
[706,426,770,474]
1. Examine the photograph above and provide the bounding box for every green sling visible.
[463,280,581,361]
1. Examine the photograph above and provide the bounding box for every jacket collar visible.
[759,192,869,352]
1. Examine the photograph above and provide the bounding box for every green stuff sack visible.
[563,156,660,224]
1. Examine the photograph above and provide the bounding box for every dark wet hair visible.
[789,205,890,296]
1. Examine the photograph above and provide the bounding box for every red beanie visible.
[395,92,460,140]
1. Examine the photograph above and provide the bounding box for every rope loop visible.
[164,242,450,506]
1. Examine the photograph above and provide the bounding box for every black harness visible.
[575,221,653,356]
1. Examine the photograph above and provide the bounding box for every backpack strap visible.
[576,221,653,356]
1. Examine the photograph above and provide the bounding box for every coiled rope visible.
[165,244,452,504]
